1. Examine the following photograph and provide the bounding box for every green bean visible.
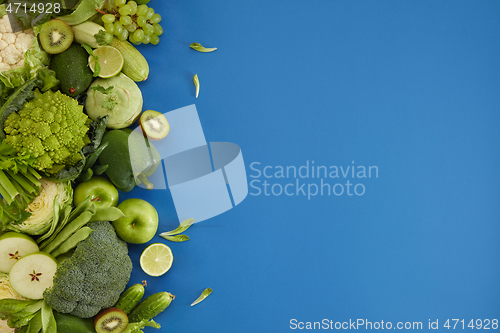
[90,206,125,222]
[44,210,94,254]
[50,227,93,258]
[40,200,95,250]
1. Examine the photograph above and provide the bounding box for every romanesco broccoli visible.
[3,89,91,174]
[43,221,133,318]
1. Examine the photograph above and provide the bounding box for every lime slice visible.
[140,243,173,277]
[88,46,124,78]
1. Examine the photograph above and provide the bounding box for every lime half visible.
[88,46,124,78]
[140,243,173,277]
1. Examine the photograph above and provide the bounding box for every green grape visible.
[153,23,163,36]
[142,34,151,44]
[137,16,147,27]
[128,32,138,43]
[102,14,116,24]
[104,22,115,34]
[150,34,159,45]
[115,0,126,7]
[104,0,115,11]
[146,7,154,20]
[114,21,124,35]
[136,4,148,16]
[143,23,154,36]
[128,1,137,10]
[118,29,129,41]
[119,4,133,15]
[132,29,145,42]
[120,15,132,25]
[149,13,161,24]
[125,22,137,32]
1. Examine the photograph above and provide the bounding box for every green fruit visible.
[109,38,149,81]
[128,292,173,323]
[114,283,145,314]
[74,176,119,209]
[135,0,150,5]
[0,232,39,273]
[98,128,160,192]
[112,198,158,244]
[53,312,96,333]
[50,43,94,97]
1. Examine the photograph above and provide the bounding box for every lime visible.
[140,243,173,277]
[88,46,124,78]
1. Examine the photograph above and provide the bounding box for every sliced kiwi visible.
[139,110,170,141]
[39,19,74,54]
[94,307,129,333]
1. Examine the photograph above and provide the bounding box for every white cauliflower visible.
[0,15,34,71]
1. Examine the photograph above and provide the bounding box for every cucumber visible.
[72,21,113,48]
[109,38,149,82]
[114,283,145,314]
[50,43,94,97]
[128,292,173,323]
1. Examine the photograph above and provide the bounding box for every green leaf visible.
[160,218,194,236]
[94,30,113,46]
[91,85,114,95]
[191,288,213,306]
[81,44,100,77]
[41,300,57,333]
[193,74,199,98]
[189,43,217,53]
[161,234,189,242]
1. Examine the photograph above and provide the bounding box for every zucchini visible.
[72,21,113,48]
[128,292,173,323]
[110,38,149,82]
[114,283,145,315]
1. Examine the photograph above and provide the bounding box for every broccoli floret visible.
[43,221,133,318]
[4,89,92,175]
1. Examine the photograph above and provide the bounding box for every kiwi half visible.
[39,19,74,54]
[94,307,129,333]
[139,110,170,141]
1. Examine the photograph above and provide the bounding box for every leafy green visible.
[82,44,101,77]
[191,288,213,306]
[91,85,114,95]
[123,319,161,333]
[160,218,194,236]
[57,0,106,25]
[41,300,57,333]
[161,234,189,242]
[189,43,217,53]
[193,74,200,98]
[94,29,113,46]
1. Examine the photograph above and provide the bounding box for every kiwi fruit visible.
[139,110,170,141]
[94,307,129,333]
[39,19,74,54]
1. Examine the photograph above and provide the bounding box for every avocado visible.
[50,43,94,97]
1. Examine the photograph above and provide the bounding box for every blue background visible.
[120,1,500,332]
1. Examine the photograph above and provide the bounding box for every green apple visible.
[0,232,39,273]
[9,251,57,299]
[74,176,119,209]
[112,198,158,244]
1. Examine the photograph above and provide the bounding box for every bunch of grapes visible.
[101,0,163,45]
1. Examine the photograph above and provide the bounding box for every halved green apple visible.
[0,232,39,273]
[9,251,57,299]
